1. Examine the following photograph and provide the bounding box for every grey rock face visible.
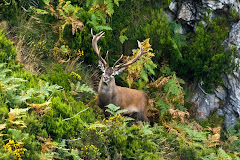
[228,22,240,48]
[169,0,240,28]
[178,2,195,21]
[168,0,240,127]
[223,22,240,127]
[191,85,226,120]
[204,0,240,12]
[223,73,240,127]
[169,0,203,27]
[169,2,178,14]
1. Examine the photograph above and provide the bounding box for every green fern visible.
[70,81,95,95]
[177,123,208,142]
[218,148,232,160]
[164,78,181,97]
[155,97,170,116]
[8,129,29,142]
[0,63,31,104]
[141,124,153,136]
[201,153,218,160]
[25,81,62,101]
[0,63,62,105]
[105,104,127,115]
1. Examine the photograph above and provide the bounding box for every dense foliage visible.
[0,0,240,159]
[179,16,237,92]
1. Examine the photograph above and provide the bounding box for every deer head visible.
[91,29,148,82]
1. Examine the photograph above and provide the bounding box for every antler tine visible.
[91,28,94,37]
[115,40,149,68]
[105,51,109,64]
[91,29,108,67]
[113,54,123,68]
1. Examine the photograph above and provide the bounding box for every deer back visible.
[114,86,148,114]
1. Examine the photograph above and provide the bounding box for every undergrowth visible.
[0,1,240,159]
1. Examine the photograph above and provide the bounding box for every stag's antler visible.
[113,54,123,68]
[114,40,149,69]
[91,29,108,67]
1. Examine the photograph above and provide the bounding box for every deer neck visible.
[98,77,116,95]
[98,76,117,106]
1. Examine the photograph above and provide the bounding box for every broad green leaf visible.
[119,35,128,44]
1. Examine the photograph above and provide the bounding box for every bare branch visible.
[63,107,89,121]
[61,137,81,142]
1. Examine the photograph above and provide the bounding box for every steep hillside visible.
[0,0,240,159]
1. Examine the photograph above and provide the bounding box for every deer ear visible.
[114,67,125,75]
[98,60,105,72]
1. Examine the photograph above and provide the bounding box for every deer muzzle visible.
[103,76,110,83]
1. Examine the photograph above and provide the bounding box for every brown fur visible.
[97,71,149,122]
[92,31,149,122]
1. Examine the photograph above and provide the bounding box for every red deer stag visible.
[92,30,149,122]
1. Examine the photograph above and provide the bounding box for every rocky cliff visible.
[169,0,240,128]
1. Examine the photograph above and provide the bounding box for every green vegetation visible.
[179,15,237,92]
[0,0,240,159]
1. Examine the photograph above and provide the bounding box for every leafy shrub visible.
[100,104,160,159]
[42,94,96,138]
[0,127,41,160]
[0,30,17,67]
[32,0,116,64]
[40,64,73,91]
[34,0,84,40]
[180,16,237,92]
[0,0,19,25]
[72,25,112,65]
[108,1,175,63]
[147,73,186,119]
[144,9,185,72]
[86,0,124,17]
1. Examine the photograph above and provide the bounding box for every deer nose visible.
[104,76,109,81]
